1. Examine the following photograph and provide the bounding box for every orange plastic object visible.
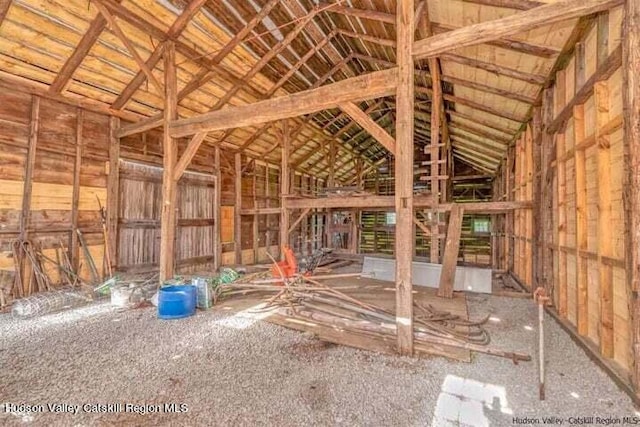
[271,246,298,281]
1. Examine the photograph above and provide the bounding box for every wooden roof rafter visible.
[112,0,281,124]
[412,0,621,59]
[49,0,123,94]
[430,22,560,58]
[237,47,349,153]
[93,1,164,96]
[437,53,547,86]
[453,153,495,174]
[450,147,503,171]
[0,0,10,24]
[452,138,504,162]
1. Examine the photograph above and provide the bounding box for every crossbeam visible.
[169,69,398,138]
[413,0,621,59]
[339,102,396,154]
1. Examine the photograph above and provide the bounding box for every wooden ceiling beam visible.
[337,29,396,47]
[416,86,526,123]
[440,74,537,105]
[450,131,506,154]
[0,0,11,24]
[303,120,378,168]
[443,94,526,124]
[413,0,621,59]
[452,144,501,165]
[340,111,393,147]
[329,101,385,139]
[178,0,280,101]
[232,33,335,150]
[116,114,164,138]
[97,0,266,101]
[94,1,164,96]
[339,102,396,154]
[281,54,356,144]
[207,10,317,114]
[353,52,537,104]
[176,0,281,102]
[460,0,544,10]
[438,53,546,85]
[238,48,347,153]
[49,1,123,93]
[449,121,511,145]
[319,2,395,24]
[290,101,385,169]
[452,148,501,169]
[451,136,505,160]
[452,153,492,171]
[0,70,143,122]
[453,153,495,174]
[111,0,208,109]
[112,44,166,109]
[446,110,517,138]
[431,22,559,58]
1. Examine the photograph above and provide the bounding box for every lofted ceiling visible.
[0,0,580,181]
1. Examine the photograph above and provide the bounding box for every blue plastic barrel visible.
[158,285,197,319]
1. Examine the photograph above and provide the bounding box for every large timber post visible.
[622,0,640,400]
[280,120,291,259]
[159,41,178,282]
[395,0,415,355]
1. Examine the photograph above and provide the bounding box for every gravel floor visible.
[0,293,637,426]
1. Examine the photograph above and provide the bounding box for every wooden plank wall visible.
[220,155,325,266]
[498,7,629,375]
[512,124,534,289]
[117,161,217,275]
[0,85,310,299]
[0,91,109,297]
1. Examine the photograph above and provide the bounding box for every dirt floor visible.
[0,274,638,426]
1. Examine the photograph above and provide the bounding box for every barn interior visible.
[1,0,640,424]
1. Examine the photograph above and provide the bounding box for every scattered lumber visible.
[218,273,531,363]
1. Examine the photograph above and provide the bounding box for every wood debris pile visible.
[221,273,531,363]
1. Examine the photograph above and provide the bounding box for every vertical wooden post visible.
[622,0,640,399]
[265,162,271,259]
[532,105,542,290]
[280,120,290,259]
[542,88,555,298]
[213,146,221,270]
[328,140,336,188]
[234,152,242,265]
[20,96,40,242]
[18,96,39,295]
[505,146,513,273]
[395,0,414,355]
[574,39,589,336]
[574,103,588,335]
[525,127,533,286]
[71,109,84,270]
[557,131,568,317]
[159,41,178,282]
[252,166,259,263]
[595,81,614,357]
[107,117,120,273]
[430,61,442,264]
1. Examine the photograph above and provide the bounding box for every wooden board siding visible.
[498,7,630,374]
[0,92,108,296]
